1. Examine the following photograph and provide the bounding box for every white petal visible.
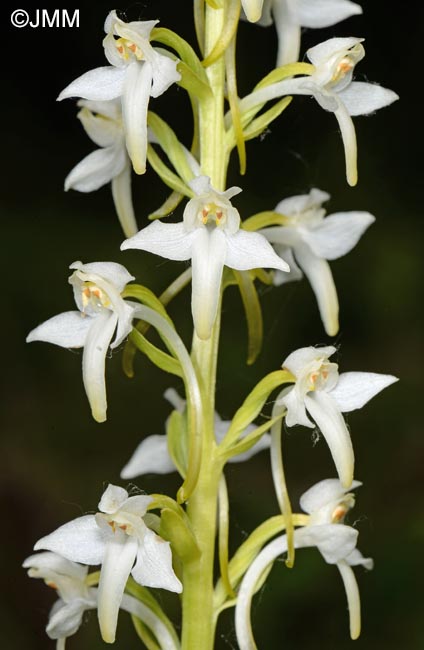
[305,391,354,488]
[297,0,362,28]
[260,225,301,249]
[272,247,303,285]
[345,548,374,570]
[58,67,126,101]
[77,103,121,148]
[97,531,139,643]
[189,175,213,195]
[242,0,265,22]
[330,372,398,412]
[111,162,139,238]
[299,478,361,514]
[65,145,126,193]
[69,260,135,294]
[275,188,330,216]
[121,435,176,478]
[132,527,182,592]
[98,484,129,514]
[225,230,290,272]
[294,242,339,336]
[338,81,399,116]
[191,228,227,340]
[306,37,364,68]
[78,98,121,122]
[46,600,88,640]
[34,515,107,565]
[279,385,314,428]
[119,495,153,517]
[149,49,181,98]
[23,552,88,583]
[121,221,194,261]
[302,211,375,260]
[26,311,92,348]
[82,310,118,423]
[282,345,336,377]
[337,560,361,639]
[296,523,358,563]
[122,61,152,174]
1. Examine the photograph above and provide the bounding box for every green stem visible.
[180,5,227,648]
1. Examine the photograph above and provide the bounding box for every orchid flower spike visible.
[258,0,362,65]
[121,176,289,340]
[23,552,97,649]
[261,188,375,335]
[278,346,397,487]
[235,479,372,649]
[241,37,398,185]
[121,388,271,478]
[33,484,182,645]
[26,261,137,423]
[58,10,180,175]
[65,99,138,238]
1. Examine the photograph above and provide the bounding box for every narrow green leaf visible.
[151,27,209,85]
[160,508,201,562]
[242,210,289,231]
[243,97,292,141]
[147,145,194,198]
[222,415,282,461]
[131,616,160,650]
[220,370,294,449]
[225,31,246,174]
[129,329,183,378]
[148,112,195,184]
[255,62,315,90]
[193,0,205,55]
[177,61,213,102]
[167,409,189,478]
[233,270,263,365]
[122,284,173,324]
[125,577,180,647]
[149,190,184,220]
[202,0,240,68]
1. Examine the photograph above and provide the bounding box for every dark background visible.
[1,0,423,648]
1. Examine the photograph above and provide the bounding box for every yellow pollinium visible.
[200,203,225,226]
[81,282,110,311]
[115,37,144,61]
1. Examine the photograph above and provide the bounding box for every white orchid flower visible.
[241,37,398,185]
[258,0,362,65]
[23,552,97,650]
[235,479,372,649]
[261,188,374,335]
[26,261,137,423]
[242,0,265,22]
[33,484,182,645]
[65,99,138,238]
[58,10,180,175]
[121,388,271,478]
[278,346,397,487]
[121,176,289,340]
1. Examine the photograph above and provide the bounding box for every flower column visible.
[181,4,227,650]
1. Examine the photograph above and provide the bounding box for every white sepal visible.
[34,515,107,565]
[121,221,194,261]
[26,311,92,348]
[121,435,176,478]
[339,81,399,116]
[65,145,126,193]
[302,211,375,260]
[330,372,398,412]
[58,67,126,102]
